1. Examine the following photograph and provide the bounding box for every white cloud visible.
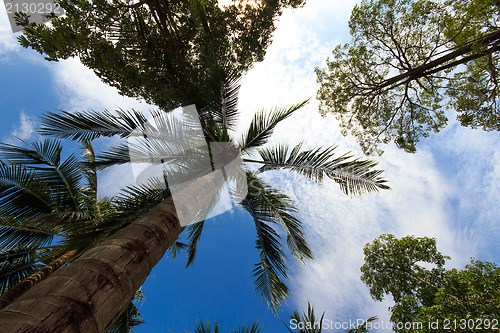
[51,57,152,112]
[0,8,20,57]
[6,111,36,143]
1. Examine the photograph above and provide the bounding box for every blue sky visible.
[1,0,500,332]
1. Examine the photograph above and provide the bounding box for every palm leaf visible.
[92,143,132,170]
[202,72,241,135]
[61,183,171,251]
[40,107,198,144]
[255,143,390,195]
[107,290,146,333]
[0,224,56,251]
[283,302,324,333]
[0,139,82,209]
[245,173,312,264]
[239,100,309,152]
[232,323,261,333]
[186,320,261,333]
[193,320,221,333]
[250,219,289,314]
[39,109,150,141]
[112,182,171,218]
[167,240,188,259]
[185,221,204,267]
[0,246,40,294]
[94,141,207,172]
[241,173,291,313]
[0,163,55,220]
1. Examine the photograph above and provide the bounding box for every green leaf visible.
[239,100,309,152]
[256,143,390,195]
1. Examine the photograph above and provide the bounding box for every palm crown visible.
[38,74,389,313]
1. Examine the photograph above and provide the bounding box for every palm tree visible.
[0,139,174,331]
[0,72,389,331]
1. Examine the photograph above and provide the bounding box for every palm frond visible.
[283,302,325,333]
[0,224,56,251]
[255,143,390,195]
[203,73,241,134]
[245,173,312,264]
[61,183,171,251]
[93,143,132,170]
[232,323,261,333]
[239,100,309,152]
[112,182,171,218]
[39,109,150,141]
[0,139,61,166]
[241,173,291,313]
[0,163,54,219]
[39,107,197,145]
[167,241,188,259]
[192,320,221,333]
[250,219,289,314]
[107,290,146,333]
[0,139,82,209]
[185,221,204,267]
[0,246,40,294]
[95,141,207,173]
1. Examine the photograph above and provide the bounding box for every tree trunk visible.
[0,167,229,332]
[0,250,77,310]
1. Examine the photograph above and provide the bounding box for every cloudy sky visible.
[1,0,499,331]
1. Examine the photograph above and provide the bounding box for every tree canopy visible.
[316,0,500,154]
[18,0,305,111]
[361,234,500,332]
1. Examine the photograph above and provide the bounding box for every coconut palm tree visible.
[0,139,174,331]
[0,71,389,331]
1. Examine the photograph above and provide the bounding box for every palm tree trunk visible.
[0,168,229,332]
[0,250,77,310]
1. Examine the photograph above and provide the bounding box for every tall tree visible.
[316,0,500,154]
[361,234,500,332]
[17,0,305,111]
[0,139,171,331]
[0,87,388,331]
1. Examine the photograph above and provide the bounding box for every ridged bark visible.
[0,250,77,310]
[0,169,228,332]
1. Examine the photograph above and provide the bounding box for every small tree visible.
[317,0,500,154]
[361,234,500,332]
